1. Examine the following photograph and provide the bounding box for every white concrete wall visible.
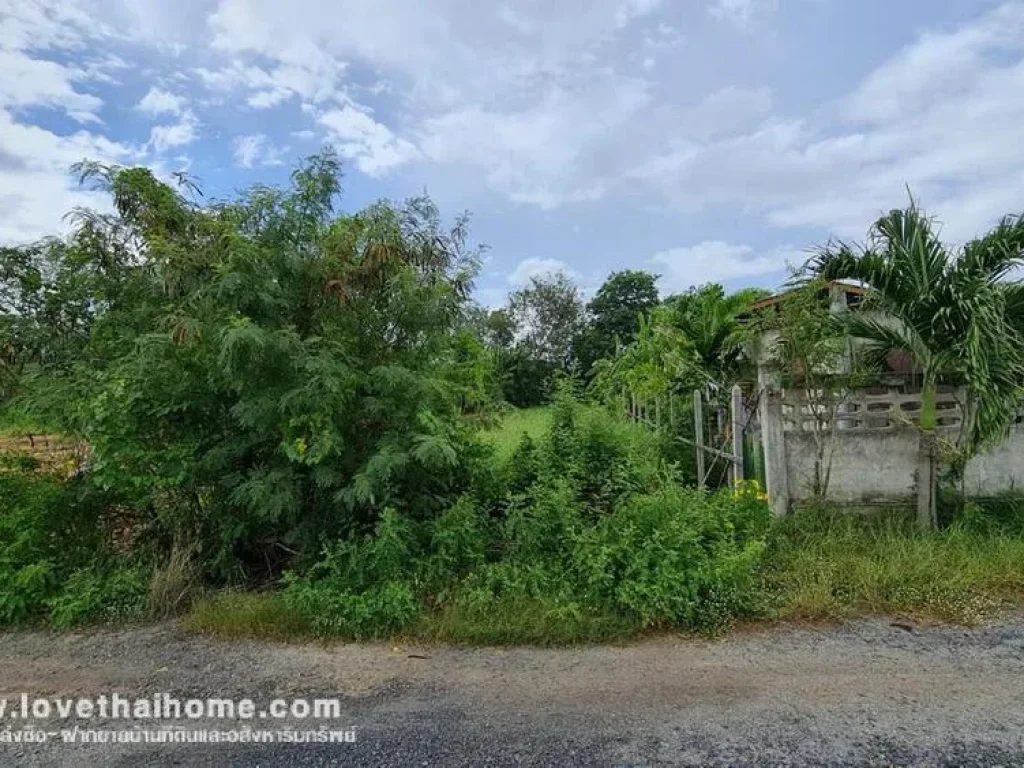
[784,423,1024,505]
[964,426,1024,497]
[784,429,919,504]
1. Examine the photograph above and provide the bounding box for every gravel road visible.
[1,617,1022,766]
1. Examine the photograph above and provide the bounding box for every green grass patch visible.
[181,592,312,642]
[413,596,640,645]
[480,406,552,461]
[761,509,1024,625]
[183,591,639,646]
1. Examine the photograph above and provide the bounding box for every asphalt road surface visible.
[1,617,1022,766]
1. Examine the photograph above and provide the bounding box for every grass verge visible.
[182,508,1024,644]
[181,592,312,642]
[760,509,1024,625]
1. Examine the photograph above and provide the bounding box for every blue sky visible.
[1,0,1022,306]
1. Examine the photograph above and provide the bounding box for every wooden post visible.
[694,390,706,489]
[731,384,745,488]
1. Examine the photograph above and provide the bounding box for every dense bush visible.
[0,473,146,626]
[2,152,495,585]
[282,395,772,640]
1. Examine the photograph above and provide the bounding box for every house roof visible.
[745,280,867,313]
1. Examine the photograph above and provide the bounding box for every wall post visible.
[759,374,789,516]
[731,384,745,488]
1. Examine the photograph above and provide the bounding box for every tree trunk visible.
[917,377,938,530]
[917,431,938,530]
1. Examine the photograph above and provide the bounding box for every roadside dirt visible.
[1,617,1022,765]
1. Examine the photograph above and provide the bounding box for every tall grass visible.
[762,509,1024,624]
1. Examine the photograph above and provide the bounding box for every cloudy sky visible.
[2,0,1023,305]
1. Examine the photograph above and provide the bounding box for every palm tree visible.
[807,203,1024,528]
[666,284,767,391]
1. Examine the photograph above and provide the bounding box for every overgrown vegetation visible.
[2,152,1024,641]
[763,504,1024,625]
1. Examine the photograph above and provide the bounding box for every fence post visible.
[731,384,745,488]
[760,383,789,515]
[694,389,706,490]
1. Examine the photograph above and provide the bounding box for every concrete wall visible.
[784,429,919,505]
[964,426,1024,497]
[765,384,1024,509]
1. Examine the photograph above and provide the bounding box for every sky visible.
[1,0,1023,306]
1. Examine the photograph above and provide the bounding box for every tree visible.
[574,270,659,376]
[502,272,584,405]
[507,272,584,366]
[754,280,866,500]
[664,284,767,393]
[808,202,1024,528]
[4,151,490,579]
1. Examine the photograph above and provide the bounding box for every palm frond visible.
[958,212,1024,283]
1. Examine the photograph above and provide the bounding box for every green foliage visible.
[575,270,660,377]
[0,472,145,626]
[761,508,1024,624]
[664,283,767,389]
[956,491,1024,536]
[280,392,772,640]
[47,567,148,629]
[3,152,489,582]
[574,485,770,632]
[809,201,1024,453]
[0,562,53,624]
[498,272,585,406]
[281,509,424,638]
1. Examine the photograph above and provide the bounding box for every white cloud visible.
[317,105,419,176]
[508,258,573,286]
[652,241,799,292]
[232,134,284,168]
[137,86,186,116]
[421,75,651,208]
[616,0,662,28]
[291,129,316,140]
[0,50,102,114]
[149,110,199,152]
[709,0,777,26]
[0,0,133,244]
[633,2,1024,242]
[0,108,136,244]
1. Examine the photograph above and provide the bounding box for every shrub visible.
[0,472,136,626]
[574,485,770,632]
[420,497,490,595]
[0,562,53,624]
[48,567,148,629]
[279,392,775,640]
[281,509,425,638]
[282,579,422,639]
